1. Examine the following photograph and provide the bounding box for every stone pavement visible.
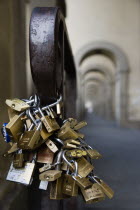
[77,114,140,210]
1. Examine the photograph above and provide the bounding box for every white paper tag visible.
[6,162,35,185]
[39,180,48,190]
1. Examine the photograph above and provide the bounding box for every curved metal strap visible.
[30,7,76,117]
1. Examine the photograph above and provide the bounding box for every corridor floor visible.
[78,114,140,210]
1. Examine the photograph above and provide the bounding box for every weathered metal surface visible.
[30,7,76,117]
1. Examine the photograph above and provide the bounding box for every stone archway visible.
[75,41,129,124]
[82,64,115,119]
[84,75,111,119]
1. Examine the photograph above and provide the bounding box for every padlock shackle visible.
[70,160,78,176]
[34,95,62,114]
[27,109,37,126]
[36,121,42,131]
[38,107,44,117]
[62,150,74,169]
[55,150,63,170]
[79,138,93,149]
[54,138,64,146]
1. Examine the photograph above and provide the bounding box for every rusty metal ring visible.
[30,7,76,111]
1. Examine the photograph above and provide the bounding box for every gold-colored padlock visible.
[7,107,18,120]
[50,176,69,199]
[39,163,52,173]
[68,118,78,128]
[38,108,60,133]
[61,161,68,171]
[74,121,87,130]
[86,149,102,159]
[13,153,24,168]
[93,176,114,199]
[62,174,78,196]
[58,126,79,140]
[81,183,105,204]
[40,125,53,140]
[18,122,41,150]
[50,151,68,199]
[39,170,62,181]
[3,143,18,157]
[71,161,92,189]
[64,139,80,145]
[61,121,71,130]
[25,119,32,129]
[62,161,78,197]
[73,176,92,189]
[6,114,24,142]
[42,115,60,133]
[77,132,85,139]
[63,143,77,149]
[63,139,80,149]
[71,157,94,177]
[6,98,30,112]
[47,107,57,119]
[66,149,87,158]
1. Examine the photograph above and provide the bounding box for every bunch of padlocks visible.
[1,95,114,203]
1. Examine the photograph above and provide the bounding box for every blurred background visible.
[0,0,140,209]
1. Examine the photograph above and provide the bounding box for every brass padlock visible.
[7,107,18,120]
[6,98,30,111]
[63,143,77,149]
[62,162,78,197]
[64,139,80,145]
[18,121,41,150]
[81,183,105,204]
[50,176,69,199]
[39,170,62,181]
[3,143,18,157]
[68,118,78,128]
[62,150,76,172]
[73,176,92,190]
[39,150,63,181]
[50,151,69,199]
[74,121,87,130]
[61,161,68,171]
[71,157,94,177]
[92,176,114,199]
[6,113,24,142]
[46,139,58,153]
[13,152,24,168]
[47,107,56,119]
[77,132,85,139]
[38,108,60,133]
[86,149,102,159]
[39,163,52,173]
[58,126,79,140]
[61,120,71,129]
[25,119,32,129]
[66,149,87,158]
[63,139,80,149]
[72,162,92,189]
[35,114,53,140]
[40,125,53,140]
